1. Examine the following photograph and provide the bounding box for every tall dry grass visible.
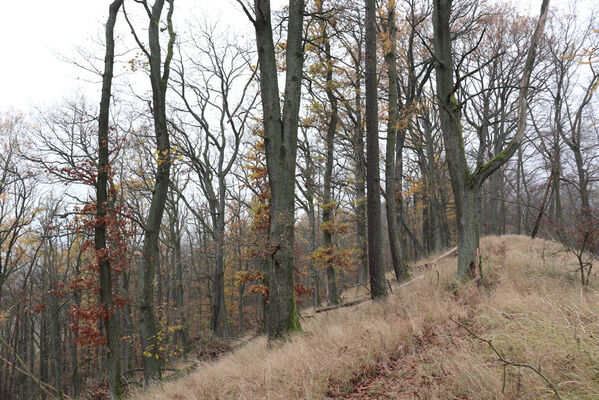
[130,235,599,399]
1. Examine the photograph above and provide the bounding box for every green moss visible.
[469,148,511,188]
[286,297,302,333]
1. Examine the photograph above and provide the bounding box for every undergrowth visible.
[129,235,599,399]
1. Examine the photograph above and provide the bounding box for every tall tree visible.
[365,0,387,299]
[124,0,176,383]
[431,0,549,280]
[172,26,257,336]
[96,0,124,397]
[240,0,305,339]
[311,0,340,306]
[383,0,409,282]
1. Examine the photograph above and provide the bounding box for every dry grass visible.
[130,235,599,399]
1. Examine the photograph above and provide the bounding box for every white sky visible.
[0,0,584,113]
[0,0,260,112]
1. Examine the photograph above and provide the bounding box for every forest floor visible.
[129,235,599,399]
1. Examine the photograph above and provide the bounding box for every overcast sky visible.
[0,0,260,111]
[0,0,584,113]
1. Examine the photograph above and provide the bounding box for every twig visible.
[449,318,562,399]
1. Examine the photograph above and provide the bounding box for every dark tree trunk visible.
[137,0,176,384]
[211,189,229,337]
[320,7,339,305]
[168,199,189,351]
[96,0,124,397]
[432,0,549,280]
[384,1,409,282]
[354,80,368,285]
[48,295,63,399]
[39,314,48,400]
[365,0,387,299]
[251,0,305,340]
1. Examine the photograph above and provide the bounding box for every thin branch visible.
[450,318,562,399]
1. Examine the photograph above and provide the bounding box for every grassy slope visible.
[131,235,599,399]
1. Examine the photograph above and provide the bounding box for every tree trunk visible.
[170,205,189,352]
[211,192,229,337]
[384,1,409,282]
[365,0,387,299]
[39,314,48,400]
[252,0,305,340]
[308,189,321,308]
[138,0,176,384]
[354,83,368,285]
[321,9,339,305]
[456,187,481,278]
[303,136,321,308]
[432,0,549,280]
[48,294,63,399]
[96,0,124,396]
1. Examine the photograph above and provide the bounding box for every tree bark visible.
[320,5,339,305]
[96,0,124,396]
[432,0,549,280]
[354,78,368,285]
[136,0,176,384]
[211,186,229,337]
[365,0,387,299]
[251,0,305,339]
[384,0,409,282]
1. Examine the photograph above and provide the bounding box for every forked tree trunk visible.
[136,0,176,384]
[432,0,549,281]
[251,0,305,339]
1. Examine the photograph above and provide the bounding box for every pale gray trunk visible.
[516,146,523,234]
[302,134,321,308]
[308,197,321,308]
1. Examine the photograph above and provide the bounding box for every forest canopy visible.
[1,0,598,399]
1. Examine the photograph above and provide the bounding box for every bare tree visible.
[383,0,409,282]
[124,0,177,383]
[365,0,387,299]
[431,0,549,281]
[172,23,257,337]
[96,0,124,397]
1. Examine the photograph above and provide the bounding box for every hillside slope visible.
[131,235,599,399]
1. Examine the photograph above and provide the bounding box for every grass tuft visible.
[130,235,599,399]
